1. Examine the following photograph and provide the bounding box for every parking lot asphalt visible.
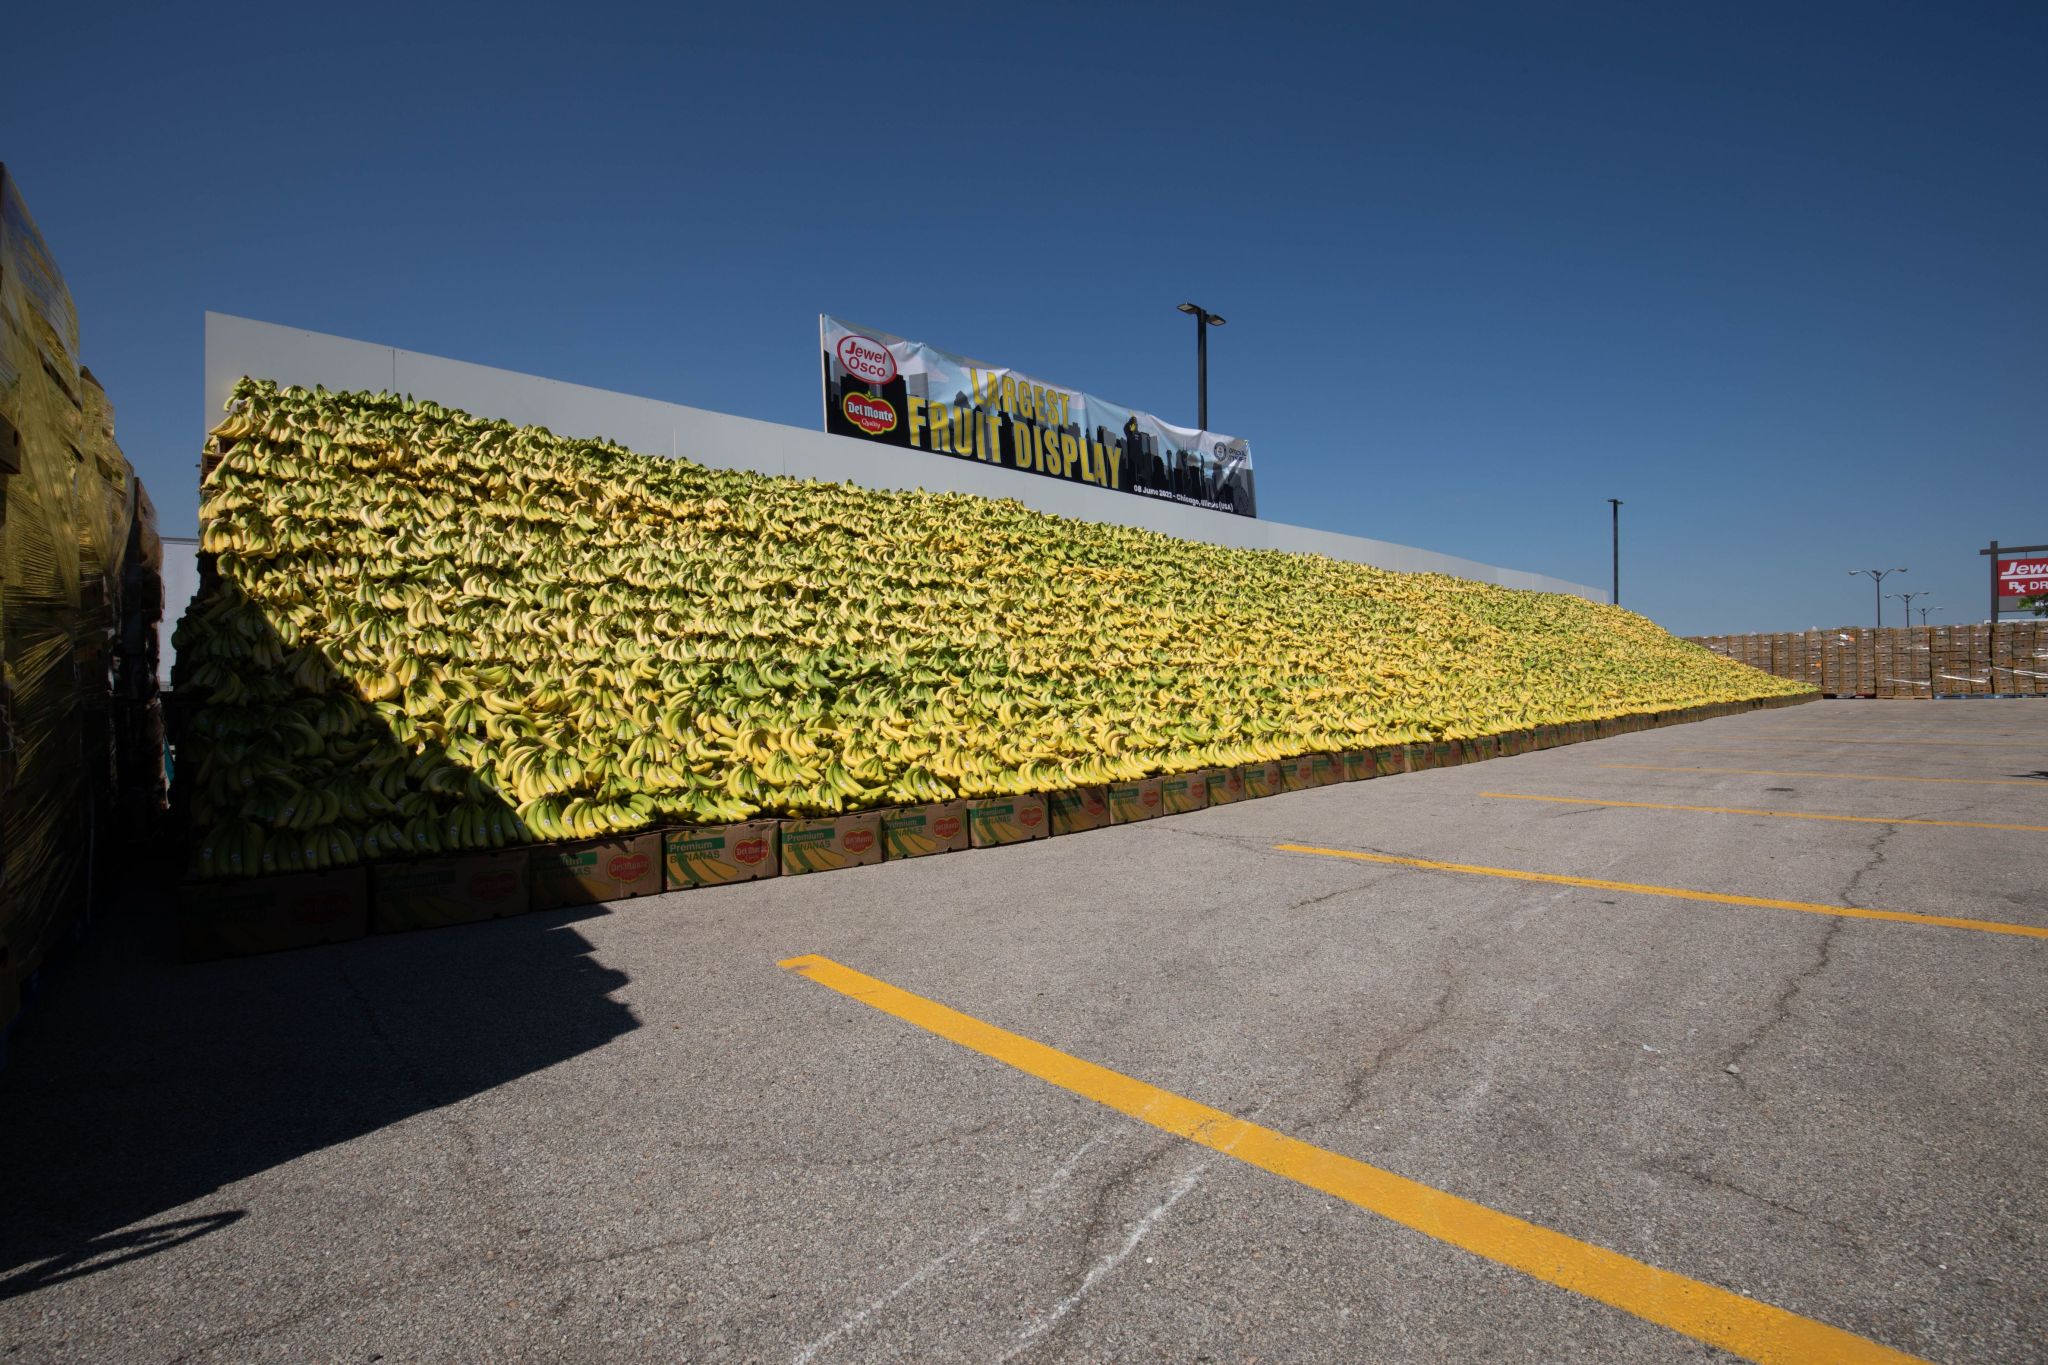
[2,700,2043,1363]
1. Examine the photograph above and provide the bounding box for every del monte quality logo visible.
[841,392,897,435]
[836,333,897,385]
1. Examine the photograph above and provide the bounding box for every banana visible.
[182,378,1802,882]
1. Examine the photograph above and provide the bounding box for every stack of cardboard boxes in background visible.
[1691,624,2045,699]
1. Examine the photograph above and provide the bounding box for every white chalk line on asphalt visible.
[788,1127,1116,1365]
[999,1162,1211,1361]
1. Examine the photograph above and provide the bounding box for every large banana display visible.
[176,380,1805,878]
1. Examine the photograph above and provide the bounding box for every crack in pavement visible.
[787,1127,1117,1365]
[1304,968,1467,1135]
[1635,1156,1863,1242]
[1719,825,1895,1095]
[1282,880,1377,913]
[1840,823,1898,909]
[1722,915,1844,1097]
[1002,1160,1208,1362]
[1009,1098,1270,1361]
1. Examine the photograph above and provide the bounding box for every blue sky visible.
[6,0,2041,636]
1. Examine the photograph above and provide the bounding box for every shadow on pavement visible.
[0,862,636,1300]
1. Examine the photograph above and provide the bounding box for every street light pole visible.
[1607,499,1622,605]
[1888,589,1927,627]
[1177,303,1226,430]
[1850,567,1907,628]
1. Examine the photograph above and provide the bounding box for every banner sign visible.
[1998,554,2048,610]
[820,315,1256,517]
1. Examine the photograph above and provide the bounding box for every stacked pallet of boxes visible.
[0,166,160,1029]
[1685,625,2048,697]
[170,380,1812,958]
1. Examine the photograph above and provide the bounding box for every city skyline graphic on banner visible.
[820,315,1257,518]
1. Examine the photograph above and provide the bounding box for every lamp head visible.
[1177,302,1199,314]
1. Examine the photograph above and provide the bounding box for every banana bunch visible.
[175,379,1806,879]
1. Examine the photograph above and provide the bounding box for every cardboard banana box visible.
[1309,753,1342,785]
[1107,777,1164,823]
[1049,786,1111,835]
[1372,747,1408,778]
[1159,772,1209,814]
[882,802,969,859]
[533,831,664,909]
[665,819,779,888]
[781,812,883,874]
[967,794,1049,847]
[178,867,370,961]
[371,849,531,933]
[1205,767,1248,805]
[1339,751,1373,781]
[1241,761,1284,798]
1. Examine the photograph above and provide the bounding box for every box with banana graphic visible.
[1049,786,1111,835]
[664,819,780,888]
[966,794,1048,847]
[882,802,969,859]
[1107,777,1163,823]
[533,831,663,909]
[1241,761,1284,798]
[1341,751,1375,781]
[371,849,531,933]
[1372,747,1408,777]
[178,867,369,962]
[1205,767,1247,805]
[780,812,883,874]
[1159,773,1209,814]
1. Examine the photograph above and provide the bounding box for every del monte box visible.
[781,811,883,874]
[179,866,370,961]
[883,801,970,859]
[535,832,663,910]
[372,849,531,933]
[1159,772,1208,814]
[1049,786,1111,835]
[665,819,779,888]
[1107,777,1163,823]
[967,794,1049,847]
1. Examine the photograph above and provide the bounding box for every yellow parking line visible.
[1273,843,2048,940]
[1479,791,2048,833]
[1601,763,2048,788]
[779,954,1926,1365]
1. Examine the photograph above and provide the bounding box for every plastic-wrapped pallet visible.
[0,163,155,1025]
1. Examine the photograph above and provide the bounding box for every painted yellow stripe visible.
[779,954,1926,1365]
[1601,762,2048,789]
[1274,843,2048,940]
[1479,791,2048,833]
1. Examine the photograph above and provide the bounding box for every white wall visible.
[159,535,199,680]
[203,312,1607,602]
